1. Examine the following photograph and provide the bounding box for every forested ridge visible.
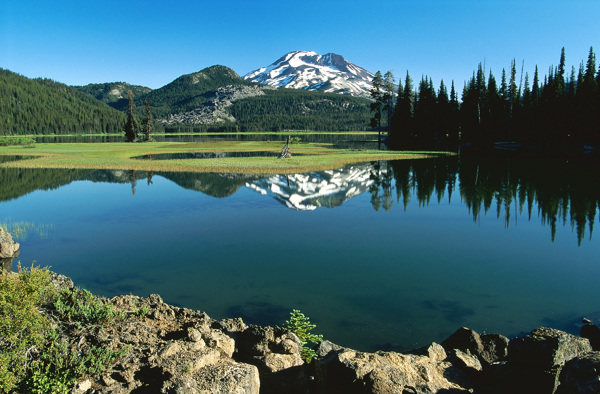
[384,47,600,149]
[74,82,152,111]
[228,88,371,132]
[139,65,255,119]
[0,69,127,135]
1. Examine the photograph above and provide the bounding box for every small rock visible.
[74,379,92,393]
[449,348,483,373]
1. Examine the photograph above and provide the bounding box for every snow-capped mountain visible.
[244,51,374,98]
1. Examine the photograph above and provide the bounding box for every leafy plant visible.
[0,264,54,392]
[26,329,128,394]
[53,288,124,330]
[0,265,129,393]
[284,309,323,363]
[134,306,149,318]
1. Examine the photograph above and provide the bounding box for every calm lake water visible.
[1,152,599,352]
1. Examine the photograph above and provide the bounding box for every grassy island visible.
[0,141,452,174]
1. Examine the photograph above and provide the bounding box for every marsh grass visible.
[0,141,451,174]
[0,220,53,241]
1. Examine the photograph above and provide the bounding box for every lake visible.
[1,151,599,352]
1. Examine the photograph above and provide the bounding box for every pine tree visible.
[383,70,396,137]
[141,100,154,141]
[370,71,384,146]
[124,90,138,142]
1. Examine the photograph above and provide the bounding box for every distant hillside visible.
[140,65,255,119]
[0,69,127,135]
[75,82,152,110]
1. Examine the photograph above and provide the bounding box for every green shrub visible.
[0,265,129,393]
[284,309,323,363]
[0,265,54,392]
[53,288,124,330]
[0,136,36,147]
[27,330,128,394]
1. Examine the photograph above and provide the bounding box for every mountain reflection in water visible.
[0,153,598,244]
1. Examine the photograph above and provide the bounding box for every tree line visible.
[372,47,600,149]
[0,69,126,135]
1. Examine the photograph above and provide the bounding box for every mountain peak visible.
[244,51,374,98]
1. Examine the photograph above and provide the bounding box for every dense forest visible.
[225,88,371,132]
[385,47,600,149]
[0,69,127,134]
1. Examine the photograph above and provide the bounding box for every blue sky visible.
[2,0,599,90]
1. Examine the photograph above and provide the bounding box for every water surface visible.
[1,154,598,351]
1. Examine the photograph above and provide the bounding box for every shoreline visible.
[2,263,599,393]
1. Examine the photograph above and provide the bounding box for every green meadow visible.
[0,141,451,174]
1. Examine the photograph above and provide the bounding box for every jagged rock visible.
[580,323,600,351]
[556,351,600,393]
[442,327,484,356]
[480,333,510,364]
[313,344,473,393]
[506,327,593,393]
[315,340,346,358]
[448,348,483,374]
[48,272,74,291]
[441,327,510,367]
[235,325,306,393]
[0,227,19,259]
[509,327,592,370]
[166,360,260,393]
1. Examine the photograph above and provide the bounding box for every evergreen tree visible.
[141,100,154,141]
[383,70,396,138]
[389,71,413,145]
[370,71,384,146]
[124,90,138,142]
[448,81,460,145]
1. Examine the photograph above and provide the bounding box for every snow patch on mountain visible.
[244,51,375,98]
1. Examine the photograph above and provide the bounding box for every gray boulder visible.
[0,227,19,259]
[441,327,509,366]
[0,228,20,272]
[506,327,593,393]
[313,342,473,393]
[235,325,306,393]
[556,351,600,393]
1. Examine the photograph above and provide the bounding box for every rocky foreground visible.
[40,276,596,394]
[1,228,600,393]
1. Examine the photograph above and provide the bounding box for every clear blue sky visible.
[2,0,599,90]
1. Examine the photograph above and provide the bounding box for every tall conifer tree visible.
[124,90,138,142]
